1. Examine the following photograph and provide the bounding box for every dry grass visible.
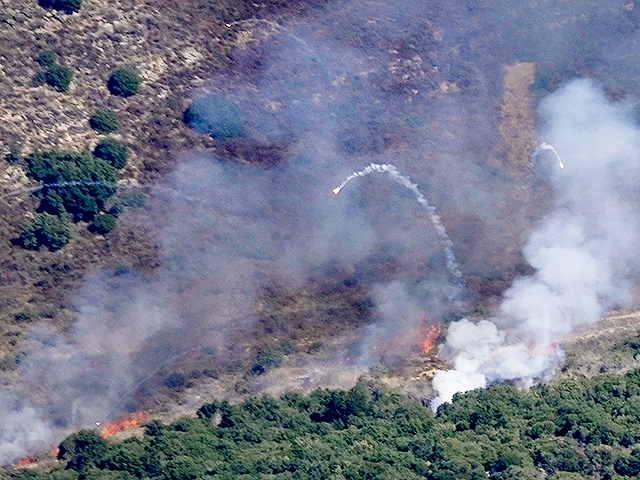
[558,309,640,379]
[495,62,536,176]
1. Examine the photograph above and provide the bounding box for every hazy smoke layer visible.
[433,80,640,409]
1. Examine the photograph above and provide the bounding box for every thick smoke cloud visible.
[433,80,640,408]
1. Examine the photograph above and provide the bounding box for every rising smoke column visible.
[432,79,640,409]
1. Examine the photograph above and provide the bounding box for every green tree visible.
[59,430,107,471]
[107,68,141,97]
[19,213,71,251]
[183,95,243,139]
[93,139,128,169]
[90,110,119,134]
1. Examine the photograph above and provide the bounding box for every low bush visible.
[88,213,116,234]
[90,110,119,134]
[250,345,284,375]
[107,68,141,97]
[93,139,128,169]
[108,191,146,217]
[164,373,186,389]
[4,147,21,164]
[116,191,147,209]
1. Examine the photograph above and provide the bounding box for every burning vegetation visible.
[421,325,439,354]
[99,412,148,438]
[13,456,35,469]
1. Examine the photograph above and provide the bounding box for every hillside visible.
[2,0,640,474]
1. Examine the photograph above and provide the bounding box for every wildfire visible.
[421,325,438,354]
[14,456,36,468]
[100,412,148,437]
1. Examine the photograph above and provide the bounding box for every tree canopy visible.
[14,367,640,480]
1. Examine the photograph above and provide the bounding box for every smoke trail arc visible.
[333,163,462,278]
[532,142,565,169]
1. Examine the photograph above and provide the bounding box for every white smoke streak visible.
[333,163,462,278]
[432,80,640,410]
[532,142,565,169]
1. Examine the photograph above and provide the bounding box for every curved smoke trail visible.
[333,163,462,278]
[532,142,565,169]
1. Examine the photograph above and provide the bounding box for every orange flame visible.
[14,456,36,468]
[100,412,148,437]
[51,447,60,457]
[421,325,438,354]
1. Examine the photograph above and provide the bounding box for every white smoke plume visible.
[432,79,640,409]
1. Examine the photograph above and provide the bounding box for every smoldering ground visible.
[5,0,640,465]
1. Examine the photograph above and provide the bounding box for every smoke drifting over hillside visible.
[4,0,640,467]
[433,80,640,408]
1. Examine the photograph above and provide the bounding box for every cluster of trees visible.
[13,51,138,251]
[16,150,123,250]
[13,367,640,479]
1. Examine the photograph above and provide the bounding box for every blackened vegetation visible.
[255,274,372,340]
[19,369,640,479]
[215,138,297,168]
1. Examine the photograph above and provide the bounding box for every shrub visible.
[44,65,73,92]
[39,0,81,14]
[90,110,119,134]
[20,213,72,251]
[88,213,116,234]
[93,139,128,169]
[107,68,141,97]
[36,51,56,68]
[183,95,243,139]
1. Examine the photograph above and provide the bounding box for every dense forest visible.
[9,364,640,480]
